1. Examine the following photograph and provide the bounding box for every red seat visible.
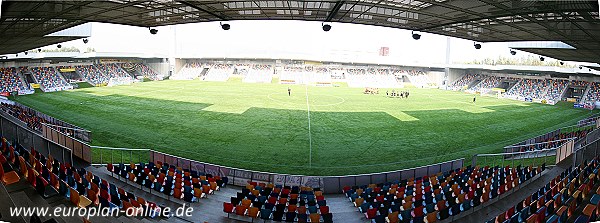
[319,206,329,215]
[365,208,377,219]
[223,202,234,213]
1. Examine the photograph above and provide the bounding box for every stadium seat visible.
[0,159,20,185]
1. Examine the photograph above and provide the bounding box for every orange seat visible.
[309,213,320,222]
[288,204,297,212]
[0,163,20,185]
[128,172,136,182]
[247,207,259,218]
[202,185,211,195]
[18,157,27,177]
[298,205,307,214]
[241,199,252,208]
[210,181,219,192]
[354,197,364,207]
[194,188,204,199]
[122,201,133,211]
[173,188,183,199]
[26,168,37,186]
[387,211,399,223]
[235,205,247,216]
[583,204,596,217]
[426,211,437,223]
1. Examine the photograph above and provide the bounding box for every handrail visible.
[511,121,595,147]
[92,146,463,178]
[503,137,576,149]
[477,147,557,157]
[90,145,150,151]
[42,122,90,132]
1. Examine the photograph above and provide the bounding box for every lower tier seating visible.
[343,164,544,223]
[223,182,333,222]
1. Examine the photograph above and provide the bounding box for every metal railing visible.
[473,147,557,168]
[90,145,463,194]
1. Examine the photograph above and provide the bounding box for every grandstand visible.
[403,70,431,88]
[279,66,305,84]
[28,67,72,92]
[0,67,30,94]
[242,64,273,83]
[467,75,502,94]
[75,65,108,86]
[2,1,600,223]
[545,79,569,103]
[121,63,164,81]
[450,73,481,91]
[203,64,233,81]
[581,82,600,106]
[172,62,203,80]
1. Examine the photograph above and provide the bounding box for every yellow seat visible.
[247,207,259,218]
[79,194,93,208]
[354,197,364,207]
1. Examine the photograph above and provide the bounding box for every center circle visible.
[267,92,345,107]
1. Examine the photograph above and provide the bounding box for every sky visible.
[46,20,566,65]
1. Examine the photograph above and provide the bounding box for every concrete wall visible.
[427,71,446,87]
[145,59,169,77]
[446,68,467,87]
[173,59,189,76]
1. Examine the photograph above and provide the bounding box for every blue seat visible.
[297,213,307,222]
[285,212,296,222]
[574,215,589,223]
[260,209,272,220]
[359,203,370,213]
[546,214,558,223]
[591,194,600,205]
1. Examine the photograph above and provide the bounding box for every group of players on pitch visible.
[386,89,410,99]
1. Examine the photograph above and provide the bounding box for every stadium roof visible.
[1,0,599,63]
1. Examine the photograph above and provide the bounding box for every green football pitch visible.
[14,79,594,175]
